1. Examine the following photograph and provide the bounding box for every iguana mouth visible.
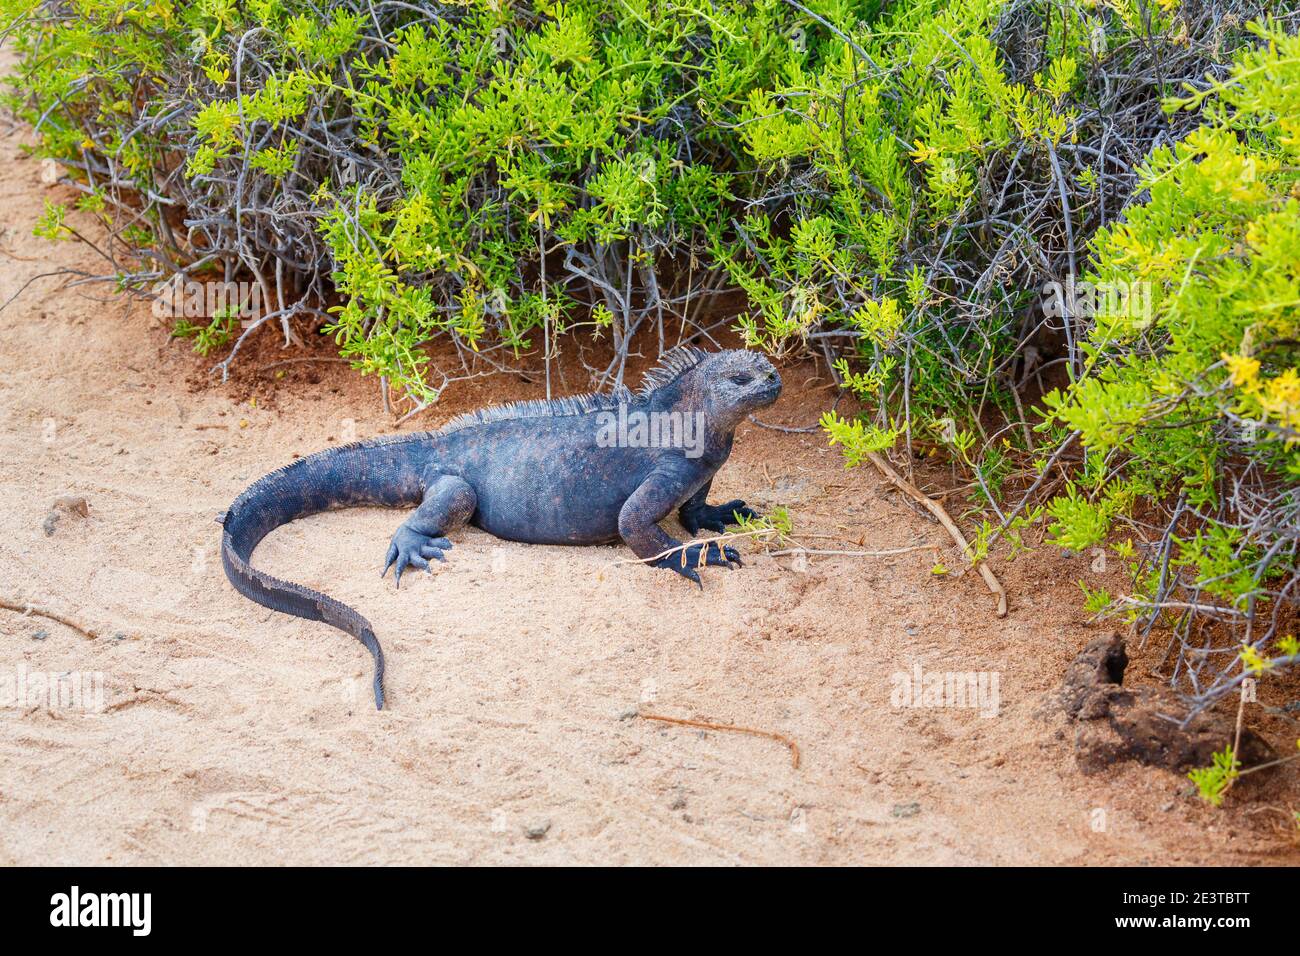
[756,373,782,405]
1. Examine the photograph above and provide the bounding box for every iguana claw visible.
[653,541,742,587]
[681,499,759,535]
[383,528,453,587]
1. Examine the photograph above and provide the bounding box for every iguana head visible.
[638,346,782,433]
[694,349,782,430]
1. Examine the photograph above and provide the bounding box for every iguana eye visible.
[730,373,754,386]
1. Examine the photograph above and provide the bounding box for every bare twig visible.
[866,452,1008,617]
[640,711,801,769]
[0,599,102,640]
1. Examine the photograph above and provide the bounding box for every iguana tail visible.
[219,436,429,709]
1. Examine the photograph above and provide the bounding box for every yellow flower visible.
[1263,367,1300,414]
[1269,367,1300,397]
[1241,643,1271,676]
[1222,352,1260,388]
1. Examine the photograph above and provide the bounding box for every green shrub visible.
[1,0,824,400]
[1041,21,1300,712]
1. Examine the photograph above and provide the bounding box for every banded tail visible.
[220,435,429,709]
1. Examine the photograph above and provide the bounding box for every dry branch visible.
[866,452,1008,617]
[640,712,801,769]
[0,599,102,640]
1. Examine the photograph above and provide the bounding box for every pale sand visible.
[0,116,1295,866]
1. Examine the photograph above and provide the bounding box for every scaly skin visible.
[220,347,781,708]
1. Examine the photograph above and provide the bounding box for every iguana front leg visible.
[383,474,477,587]
[677,479,759,535]
[620,470,742,587]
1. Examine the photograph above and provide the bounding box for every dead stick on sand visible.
[865,452,1009,618]
[640,712,801,769]
[0,599,101,640]
[768,545,936,558]
[612,528,778,566]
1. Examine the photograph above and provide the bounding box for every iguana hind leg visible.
[383,475,477,587]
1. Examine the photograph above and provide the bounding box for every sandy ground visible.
[0,119,1296,866]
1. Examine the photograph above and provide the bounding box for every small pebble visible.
[32,629,48,641]
[891,802,921,819]
[524,820,551,840]
[53,495,90,517]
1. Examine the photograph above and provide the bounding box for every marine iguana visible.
[220,347,781,709]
